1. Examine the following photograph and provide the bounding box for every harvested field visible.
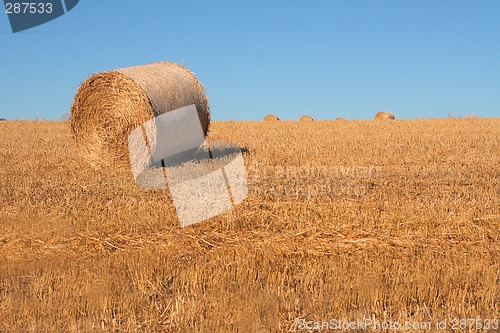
[0,118,499,332]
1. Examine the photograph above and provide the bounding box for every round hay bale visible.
[299,115,313,121]
[335,117,346,121]
[374,111,395,120]
[70,62,210,169]
[264,114,279,121]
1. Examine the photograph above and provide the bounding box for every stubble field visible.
[0,118,499,332]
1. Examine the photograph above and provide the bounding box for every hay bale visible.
[264,114,279,121]
[374,111,395,120]
[335,117,346,121]
[299,115,313,121]
[70,62,210,169]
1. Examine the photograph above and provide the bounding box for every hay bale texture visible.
[264,114,279,121]
[299,116,313,121]
[374,111,395,120]
[70,62,210,169]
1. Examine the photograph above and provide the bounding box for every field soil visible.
[1,119,499,332]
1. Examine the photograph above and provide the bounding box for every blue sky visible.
[0,0,499,120]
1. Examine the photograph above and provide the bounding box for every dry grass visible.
[0,118,499,332]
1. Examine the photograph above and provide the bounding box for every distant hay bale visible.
[374,111,395,120]
[70,62,210,169]
[336,117,346,121]
[264,114,279,121]
[299,115,313,121]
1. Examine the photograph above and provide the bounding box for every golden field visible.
[0,118,499,332]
